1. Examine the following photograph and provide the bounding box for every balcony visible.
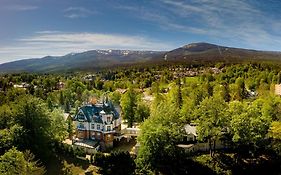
[77,126,86,130]
[103,129,116,134]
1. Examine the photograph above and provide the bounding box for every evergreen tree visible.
[59,91,64,106]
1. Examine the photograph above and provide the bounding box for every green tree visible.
[195,96,229,157]
[64,99,71,113]
[11,95,67,159]
[59,91,65,106]
[269,121,281,140]
[167,81,182,109]
[0,124,23,155]
[94,151,135,175]
[0,147,45,175]
[46,97,53,111]
[135,101,150,122]
[109,91,121,105]
[229,84,240,101]
[229,100,272,152]
[277,72,281,84]
[67,117,74,138]
[23,150,46,175]
[236,77,247,99]
[13,96,52,157]
[0,105,13,129]
[257,82,270,97]
[0,129,13,153]
[180,97,196,122]
[136,102,184,173]
[213,84,230,102]
[268,121,281,155]
[50,109,68,141]
[61,161,76,175]
[120,88,137,127]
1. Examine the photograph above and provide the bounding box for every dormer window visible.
[77,111,85,121]
[107,116,111,123]
[78,122,85,129]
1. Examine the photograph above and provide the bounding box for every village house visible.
[184,123,197,142]
[178,124,226,153]
[275,84,281,95]
[73,101,121,148]
[13,82,30,90]
[56,81,65,90]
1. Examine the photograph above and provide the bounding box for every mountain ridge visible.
[1,42,281,73]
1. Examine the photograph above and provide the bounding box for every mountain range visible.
[1,42,281,73]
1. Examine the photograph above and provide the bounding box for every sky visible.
[0,0,281,63]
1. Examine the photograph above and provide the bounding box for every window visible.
[107,116,111,123]
[91,124,95,129]
[77,112,85,121]
[106,125,111,131]
[97,124,100,130]
[78,122,84,129]
[96,132,101,139]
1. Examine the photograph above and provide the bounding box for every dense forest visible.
[0,62,281,174]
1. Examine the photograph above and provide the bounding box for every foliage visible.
[61,161,76,175]
[2,63,281,174]
[120,88,137,127]
[94,151,136,175]
[229,100,272,149]
[109,91,121,105]
[135,101,150,122]
[195,96,229,156]
[136,101,184,173]
[0,147,45,175]
[0,95,68,161]
[12,96,53,158]
[50,109,68,141]
[167,80,183,109]
[269,121,281,140]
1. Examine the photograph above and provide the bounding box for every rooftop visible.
[184,124,197,136]
[74,101,119,123]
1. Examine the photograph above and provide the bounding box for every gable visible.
[76,103,120,123]
[77,110,87,121]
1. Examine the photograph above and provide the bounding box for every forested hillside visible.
[0,62,281,174]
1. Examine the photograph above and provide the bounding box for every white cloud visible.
[63,7,95,19]
[35,31,61,34]
[117,0,281,50]
[0,32,174,63]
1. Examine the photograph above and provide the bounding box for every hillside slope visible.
[1,42,281,73]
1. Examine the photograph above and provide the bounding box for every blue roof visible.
[75,102,119,123]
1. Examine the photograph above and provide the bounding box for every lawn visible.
[111,137,137,153]
[45,152,91,175]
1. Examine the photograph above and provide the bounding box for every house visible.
[184,123,197,142]
[56,81,65,90]
[116,88,127,94]
[83,74,96,81]
[275,84,281,95]
[179,123,226,153]
[13,82,30,90]
[73,101,121,148]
